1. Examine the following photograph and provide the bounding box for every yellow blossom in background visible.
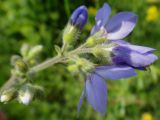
[146,5,159,22]
[88,6,97,15]
[141,113,153,120]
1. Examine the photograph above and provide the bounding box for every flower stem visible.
[0,75,18,95]
[30,55,65,72]
[0,44,92,93]
[30,45,91,73]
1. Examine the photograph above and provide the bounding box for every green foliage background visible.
[0,0,160,120]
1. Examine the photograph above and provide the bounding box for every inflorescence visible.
[0,3,158,115]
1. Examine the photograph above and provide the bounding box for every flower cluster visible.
[0,2,158,116]
[71,3,157,114]
[0,44,44,104]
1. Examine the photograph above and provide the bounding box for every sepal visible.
[86,28,107,47]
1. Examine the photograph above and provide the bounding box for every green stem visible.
[0,75,18,95]
[30,46,91,73]
[30,55,65,72]
[0,44,92,94]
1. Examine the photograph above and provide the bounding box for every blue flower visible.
[77,3,158,115]
[90,3,137,40]
[110,40,158,69]
[78,45,157,114]
[70,5,88,30]
[78,65,137,115]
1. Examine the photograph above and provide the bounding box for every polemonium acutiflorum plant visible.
[0,3,158,115]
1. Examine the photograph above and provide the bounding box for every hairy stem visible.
[30,55,65,72]
[0,75,18,94]
[0,45,92,93]
[30,45,91,73]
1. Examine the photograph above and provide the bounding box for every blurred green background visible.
[0,0,160,120]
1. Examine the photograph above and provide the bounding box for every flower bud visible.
[27,45,43,60]
[63,6,88,44]
[0,88,16,103]
[68,58,94,73]
[67,64,79,72]
[20,43,30,57]
[11,55,22,66]
[70,5,88,30]
[18,84,35,105]
[15,58,28,73]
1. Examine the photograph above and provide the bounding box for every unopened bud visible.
[63,5,88,44]
[20,43,30,57]
[67,64,79,72]
[15,59,28,73]
[27,45,43,60]
[0,88,16,103]
[70,5,88,30]
[11,55,21,66]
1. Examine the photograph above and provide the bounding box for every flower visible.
[78,44,157,114]
[90,3,137,40]
[77,3,158,115]
[78,65,137,114]
[70,5,88,30]
[108,40,158,69]
[141,112,153,120]
[0,88,16,103]
[78,41,156,115]
[146,5,159,22]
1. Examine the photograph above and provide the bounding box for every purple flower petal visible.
[112,46,158,67]
[109,39,130,45]
[95,65,137,80]
[122,44,155,54]
[90,25,100,35]
[106,12,137,40]
[110,41,155,54]
[95,3,111,27]
[86,74,107,114]
[70,5,88,29]
[77,89,85,114]
[90,3,111,35]
[126,53,158,67]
